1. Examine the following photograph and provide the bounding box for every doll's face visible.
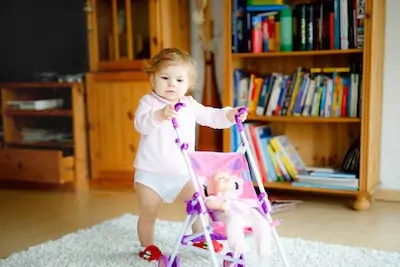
[208,172,239,195]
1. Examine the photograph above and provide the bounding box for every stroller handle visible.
[172,103,247,131]
[234,106,247,132]
[172,102,186,129]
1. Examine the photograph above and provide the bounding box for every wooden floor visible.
[1,188,400,259]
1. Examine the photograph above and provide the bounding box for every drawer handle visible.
[127,111,133,120]
[128,145,135,153]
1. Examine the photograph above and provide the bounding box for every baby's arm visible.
[190,97,235,129]
[133,96,163,135]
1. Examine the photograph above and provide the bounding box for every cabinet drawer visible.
[0,148,74,184]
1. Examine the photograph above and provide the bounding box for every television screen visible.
[0,0,89,82]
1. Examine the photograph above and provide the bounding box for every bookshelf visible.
[222,0,385,210]
[0,82,88,188]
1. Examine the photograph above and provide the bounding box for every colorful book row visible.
[235,123,358,190]
[233,66,362,118]
[232,0,366,53]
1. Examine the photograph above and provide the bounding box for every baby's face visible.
[152,65,190,103]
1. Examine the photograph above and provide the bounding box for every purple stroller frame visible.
[157,103,290,267]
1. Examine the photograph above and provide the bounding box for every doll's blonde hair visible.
[142,47,197,93]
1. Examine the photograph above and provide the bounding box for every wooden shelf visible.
[0,82,82,89]
[246,115,361,123]
[4,109,72,117]
[253,182,359,196]
[6,141,74,148]
[232,49,363,59]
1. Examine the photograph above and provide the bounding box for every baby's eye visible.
[177,79,183,83]
[161,76,168,80]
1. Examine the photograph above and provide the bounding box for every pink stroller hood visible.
[188,151,258,201]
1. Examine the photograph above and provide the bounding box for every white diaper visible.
[134,169,190,203]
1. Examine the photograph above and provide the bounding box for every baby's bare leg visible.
[177,180,224,252]
[177,181,203,233]
[136,183,163,247]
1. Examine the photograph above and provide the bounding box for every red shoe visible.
[193,240,224,252]
[138,245,162,262]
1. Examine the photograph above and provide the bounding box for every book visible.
[231,0,364,53]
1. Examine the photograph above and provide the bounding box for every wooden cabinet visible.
[0,82,88,188]
[84,0,190,187]
[85,0,190,71]
[86,72,151,187]
[0,149,74,184]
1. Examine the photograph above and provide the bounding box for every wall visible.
[190,0,400,190]
[380,0,400,190]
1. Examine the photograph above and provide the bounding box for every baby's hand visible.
[154,104,178,122]
[227,106,248,123]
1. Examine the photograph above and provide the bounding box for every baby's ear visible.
[149,75,155,87]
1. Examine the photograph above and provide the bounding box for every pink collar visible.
[151,90,170,104]
[151,90,182,105]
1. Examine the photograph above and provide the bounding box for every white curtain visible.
[189,0,224,145]
[189,0,224,102]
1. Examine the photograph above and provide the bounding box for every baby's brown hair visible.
[142,48,197,93]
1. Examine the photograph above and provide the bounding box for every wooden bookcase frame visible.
[0,82,88,189]
[221,0,386,210]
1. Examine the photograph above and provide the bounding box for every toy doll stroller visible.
[157,103,290,267]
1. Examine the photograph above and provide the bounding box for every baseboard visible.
[374,188,400,202]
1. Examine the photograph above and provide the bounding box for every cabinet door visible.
[86,0,161,71]
[85,0,190,72]
[86,72,151,186]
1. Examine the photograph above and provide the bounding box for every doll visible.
[204,171,272,257]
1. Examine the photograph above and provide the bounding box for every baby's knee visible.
[139,213,158,223]
[136,183,162,218]
[139,202,159,219]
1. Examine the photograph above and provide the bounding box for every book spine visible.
[274,13,281,51]
[280,8,293,51]
[299,5,307,51]
[334,0,341,49]
[306,4,314,50]
[252,15,263,53]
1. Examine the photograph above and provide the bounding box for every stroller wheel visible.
[157,255,180,267]
[223,252,245,267]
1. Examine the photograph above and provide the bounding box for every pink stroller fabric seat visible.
[188,151,258,199]
[210,220,253,236]
[188,151,263,234]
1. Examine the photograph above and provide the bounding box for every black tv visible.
[0,0,89,82]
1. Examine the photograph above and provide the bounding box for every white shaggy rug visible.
[1,213,399,267]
